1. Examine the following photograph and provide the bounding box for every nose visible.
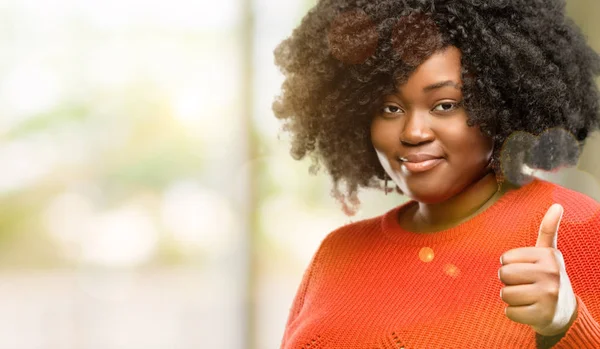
[400,112,435,146]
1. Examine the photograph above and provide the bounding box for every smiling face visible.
[371,46,494,204]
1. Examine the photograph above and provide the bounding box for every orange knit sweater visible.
[281,179,600,348]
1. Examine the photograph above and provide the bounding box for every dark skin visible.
[371,46,517,233]
[370,46,577,337]
[399,173,515,232]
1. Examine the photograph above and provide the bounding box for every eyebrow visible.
[423,80,461,92]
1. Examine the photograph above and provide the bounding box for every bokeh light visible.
[418,247,435,263]
[0,1,598,349]
[443,263,460,278]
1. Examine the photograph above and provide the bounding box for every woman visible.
[273,0,600,348]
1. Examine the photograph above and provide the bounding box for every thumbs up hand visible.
[499,204,578,336]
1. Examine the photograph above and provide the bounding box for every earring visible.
[383,173,387,195]
[384,173,388,195]
[383,172,404,195]
[488,156,504,192]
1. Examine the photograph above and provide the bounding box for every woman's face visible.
[371,46,493,204]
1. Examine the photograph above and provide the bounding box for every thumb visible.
[536,203,564,249]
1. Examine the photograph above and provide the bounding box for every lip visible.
[401,158,444,173]
[398,153,444,173]
[399,153,443,163]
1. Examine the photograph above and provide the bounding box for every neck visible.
[409,171,509,233]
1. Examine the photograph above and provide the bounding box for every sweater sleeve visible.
[280,237,326,349]
[545,194,600,348]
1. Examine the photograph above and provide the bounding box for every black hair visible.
[273,0,600,214]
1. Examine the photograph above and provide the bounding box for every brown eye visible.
[433,102,458,112]
[382,105,403,114]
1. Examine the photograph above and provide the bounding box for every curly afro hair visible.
[272,0,600,214]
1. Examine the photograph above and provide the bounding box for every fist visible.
[499,204,578,336]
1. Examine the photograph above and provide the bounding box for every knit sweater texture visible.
[281,179,600,348]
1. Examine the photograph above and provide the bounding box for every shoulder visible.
[311,210,394,262]
[320,214,382,247]
[512,179,600,221]
[496,179,599,246]
[541,180,600,226]
[535,180,600,255]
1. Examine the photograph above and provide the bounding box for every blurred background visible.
[0,0,598,348]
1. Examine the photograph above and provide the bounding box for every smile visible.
[400,158,444,173]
